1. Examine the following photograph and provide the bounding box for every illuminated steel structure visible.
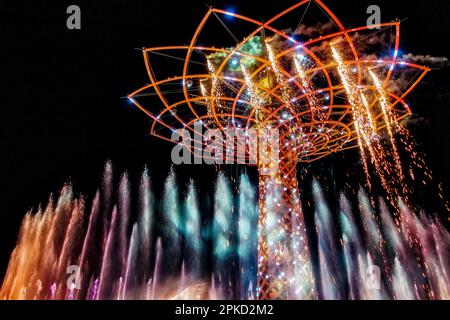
[129,0,428,299]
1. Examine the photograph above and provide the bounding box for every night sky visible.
[0,0,449,279]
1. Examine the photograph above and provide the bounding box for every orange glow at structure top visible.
[129,0,429,164]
